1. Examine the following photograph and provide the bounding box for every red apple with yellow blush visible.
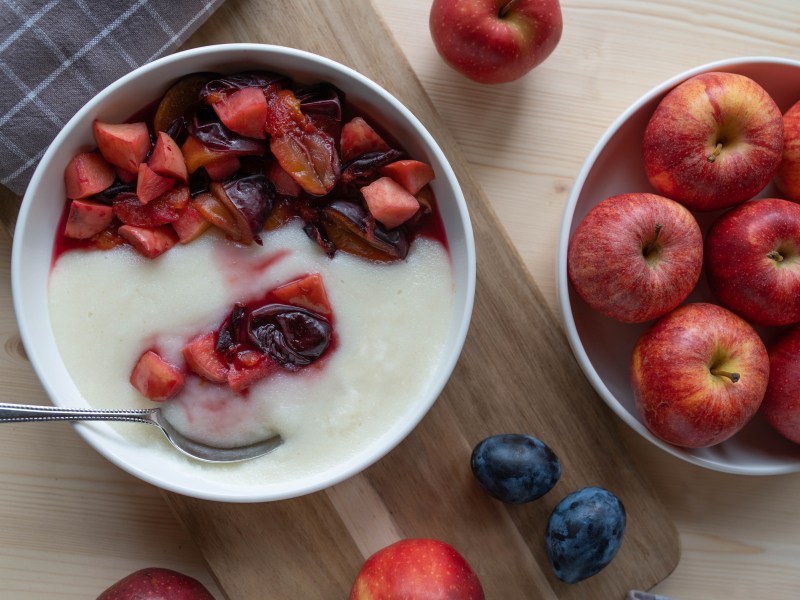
[349,538,484,600]
[429,0,562,84]
[643,71,783,211]
[775,99,800,201]
[631,303,769,448]
[567,192,703,323]
[705,198,800,327]
[762,325,800,444]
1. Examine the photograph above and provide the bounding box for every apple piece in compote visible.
[93,120,151,173]
[64,152,115,200]
[149,131,189,183]
[136,162,175,205]
[64,199,115,240]
[340,116,390,162]
[130,350,185,401]
[361,176,420,229]
[118,224,178,258]
[380,159,436,195]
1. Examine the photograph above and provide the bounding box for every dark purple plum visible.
[470,434,561,504]
[319,200,408,261]
[340,149,404,187]
[189,107,266,155]
[200,71,288,103]
[249,303,332,368]
[294,83,343,121]
[546,487,626,583]
[214,302,332,370]
[210,174,275,244]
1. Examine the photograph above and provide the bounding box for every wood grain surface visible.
[2,0,800,599]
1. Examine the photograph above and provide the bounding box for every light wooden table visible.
[2,0,800,598]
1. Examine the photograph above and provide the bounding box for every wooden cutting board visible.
[0,0,680,597]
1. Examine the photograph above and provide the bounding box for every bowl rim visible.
[556,56,800,476]
[11,43,477,501]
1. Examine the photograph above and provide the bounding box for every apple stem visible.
[707,142,723,163]
[711,368,740,383]
[768,250,785,262]
[498,0,520,18]
[642,223,663,257]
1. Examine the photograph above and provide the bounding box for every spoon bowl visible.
[0,402,283,463]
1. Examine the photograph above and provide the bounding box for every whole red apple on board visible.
[349,539,485,600]
[429,0,563,84]
[705,198,800,327]
[643,71,783,211]
[631,302,769,448]
[567,192,703,323]
[96,567,215,600]
[762,326,800,444]
[775,100,800,201]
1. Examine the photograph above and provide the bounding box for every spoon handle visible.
[0,402,157,425]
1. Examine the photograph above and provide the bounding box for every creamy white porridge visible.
[48,223,454,485]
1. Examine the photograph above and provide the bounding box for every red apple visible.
[762,325,800,444]
[705,198,800,327]
[350,538,484,600]
[631,302,769,448]
[643,72,783,211]
[429,0,562,84]
[567,192,703,323]
[96,567,215,599]
[775,99,800,201]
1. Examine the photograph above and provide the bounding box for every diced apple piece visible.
[118,224,178,258]
[205,155,241,181]
[266,160,302,197]
[228,354,278,393]
[114,185,189,227]
[64,152,115,199]
[64,199,114,239]
[211,87,269,139]
[360,176,420,229]
[182,333,228,383]
[130,350,185,401]
[272,273,332,316]
[149,132,188,183]
[93,120,151,172]
[137,162,175,205]
[340,116,390,162]
[172,203,210,243]
[380,159,435,195]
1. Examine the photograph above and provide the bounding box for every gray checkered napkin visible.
[0,0,225,196]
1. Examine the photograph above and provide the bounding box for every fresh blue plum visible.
[546,486,626,583]
[470,434,561,504]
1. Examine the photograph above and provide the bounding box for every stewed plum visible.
[172,276,336,392]
[249,304,332,368]
[58,68,441,265]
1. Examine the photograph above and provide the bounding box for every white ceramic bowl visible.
[11,44,475,501]
[558,57,800,475]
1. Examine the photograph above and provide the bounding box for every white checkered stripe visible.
[0,0,224,195]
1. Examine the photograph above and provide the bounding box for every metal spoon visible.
[0,402,282,463]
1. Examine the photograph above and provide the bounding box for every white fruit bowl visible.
[11,44,476,501]
[557,57,800,475]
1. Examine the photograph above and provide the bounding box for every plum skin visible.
[546,486,626,584]
[470,434,561,504]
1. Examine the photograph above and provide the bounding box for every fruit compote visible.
[48,70,455,484]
